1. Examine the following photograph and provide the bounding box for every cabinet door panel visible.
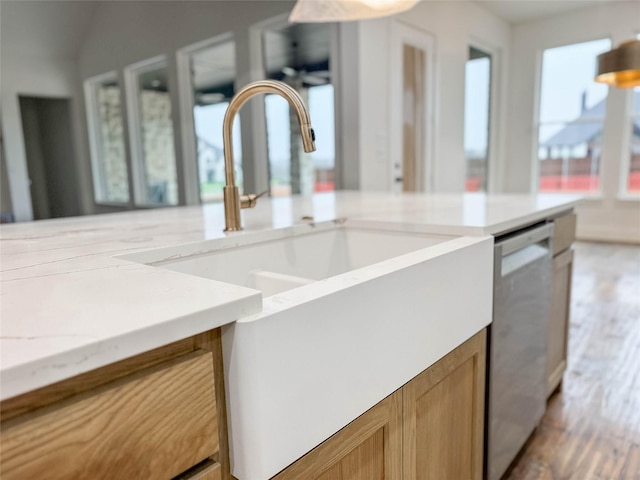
[273,390,402,480]
[553,213,576,255]
[317,428,385,480]
[404,330,486,480]
[175,460,222,480]
[416,358,475,478]
[547,248,574,396]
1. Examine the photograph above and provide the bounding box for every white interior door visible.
[390,22,435,193]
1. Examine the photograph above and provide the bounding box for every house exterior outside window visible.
[189,39,242,203]
[262,22,335,197]
[537,38,611,193]
[627,87,640,193]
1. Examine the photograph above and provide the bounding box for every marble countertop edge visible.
[0,291,262,401]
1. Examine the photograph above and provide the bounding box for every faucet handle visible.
[240,190,269,209]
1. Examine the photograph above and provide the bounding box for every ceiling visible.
[477,0,618,24]
[193,22,331,100]
[1,0,621,62]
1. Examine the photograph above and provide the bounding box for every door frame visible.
[84,71,133,207]
[123,55,177,207]
[389,21,436,193]
[468,36,503,194]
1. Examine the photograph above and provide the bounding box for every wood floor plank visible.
[506,242,640,480]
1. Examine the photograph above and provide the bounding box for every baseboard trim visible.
[576,228,640,245]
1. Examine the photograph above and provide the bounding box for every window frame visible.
[533,36,612,197]
[259,16,339,197]
[617,32,640,199]
[176,32,236,205]
[617,87,640,198]
[473,38,503,194]
[463,39,500,193]
[124,55,178,207]
[84,71,132,207]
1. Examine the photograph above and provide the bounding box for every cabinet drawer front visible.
[1,351,218,480]
[175,460,222,480]
[553,213,576,255]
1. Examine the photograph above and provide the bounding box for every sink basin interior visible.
[125,223,453,297]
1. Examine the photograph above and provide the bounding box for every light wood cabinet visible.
[552,212,576,256]
[1,326,487,480]
[0,330,230,480]
[403,330,486,480]
[274,330,486,480]
[272,389,403,480]
[547,247,574,396]
[175,459,223,480]
[547,211,576,396]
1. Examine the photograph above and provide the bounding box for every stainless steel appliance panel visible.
[488,223,553,480]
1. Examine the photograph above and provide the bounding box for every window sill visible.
[134,203,179,209]
[566,194,640,205]
[95,202,130,208]
[615,194,640,203]
[544,191,604,201]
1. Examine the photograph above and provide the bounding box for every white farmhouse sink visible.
[121,220,493,480]
[125,220,452,295]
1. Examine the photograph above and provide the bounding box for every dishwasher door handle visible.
[498,223,554,257]
[500,243,550,277]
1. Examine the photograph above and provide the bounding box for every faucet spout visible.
[222,80,316,232]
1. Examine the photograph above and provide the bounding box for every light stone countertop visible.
[0,191,581,400]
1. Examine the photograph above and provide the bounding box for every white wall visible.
[507,1,640,243]
[354,1,512,192]
[77,2,294,78]
[1,55,90,221]
[334,23,361,190]
[1,1,97,221]
[0,146,13,216]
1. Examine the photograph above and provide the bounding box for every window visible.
[262,23,335,197]
[537,38,611,193]
[628,86,640,194]
[264,93,292,196]
[464,47,492,192]
[126,58,178,206]
[85,73,129,204]
[625,33,640,194]
[190,39,243,202]
[308,84,335,192]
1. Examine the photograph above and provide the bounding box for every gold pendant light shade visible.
[289,0,418,23]
[595,39,640,89]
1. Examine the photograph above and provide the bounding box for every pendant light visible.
[289,0,418,23]
[595,39,640,89]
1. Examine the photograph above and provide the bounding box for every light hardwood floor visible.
[506,241,640,480]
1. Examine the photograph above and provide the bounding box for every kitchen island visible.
[0,191,580,480]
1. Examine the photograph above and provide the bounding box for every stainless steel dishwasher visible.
[487,223,553,480]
